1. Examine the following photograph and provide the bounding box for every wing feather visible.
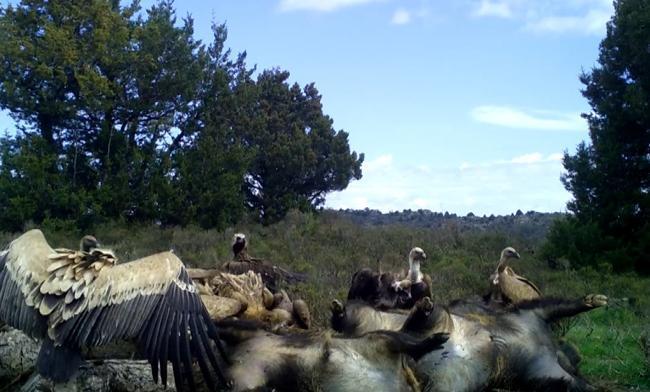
[49,251,227,390]
[2,232,227,390]
[0,230,51,338]
[514,274,542,297]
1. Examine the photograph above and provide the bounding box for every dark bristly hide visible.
[332,295,607,392]
[0,229,229,391]
[216,318,449,392]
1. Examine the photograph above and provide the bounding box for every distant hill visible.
[331,208,565,244]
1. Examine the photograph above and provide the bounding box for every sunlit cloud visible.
[470,0,613,35]
[525,9,611,35]
[391,9,411,25]
[472,0,513,19]
[278,0,382,12]
[363,154,394,173]
[471,105,586,131]
[326,152,570,215]
[459,152,564,170]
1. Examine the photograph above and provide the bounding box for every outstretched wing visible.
[50,251,229,391]
[0,229,51,338]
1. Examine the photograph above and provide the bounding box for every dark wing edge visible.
[53,266,229,391]
[0,248,48,338]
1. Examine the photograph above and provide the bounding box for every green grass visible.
[2,210,648,390]
[566,308,649,390]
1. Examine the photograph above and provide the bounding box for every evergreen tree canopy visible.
[547,0,650,273]
[0,0,363,230]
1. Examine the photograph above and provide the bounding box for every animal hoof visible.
[416,297,433,311]
[330,299,344,315]
[584,294,608,307]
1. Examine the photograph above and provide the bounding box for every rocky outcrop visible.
[0,328,176,392]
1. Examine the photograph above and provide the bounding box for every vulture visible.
[398,247,433,308]
[231,232,248,261]
[346,247,432,310]
[489,246,541,304]
[222,233,307,291]
[0,229,228,390]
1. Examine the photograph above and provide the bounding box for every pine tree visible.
[549,0,650,273]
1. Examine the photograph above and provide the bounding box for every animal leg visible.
[330,299,346,332]
[401,297,434,334]
[534,295,608,322]
[526,353,595,392]
[371,330,449,361]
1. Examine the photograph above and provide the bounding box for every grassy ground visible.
[1,210,648,390]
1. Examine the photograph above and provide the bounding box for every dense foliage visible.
[544,0,650,274]
[0,0,363,230]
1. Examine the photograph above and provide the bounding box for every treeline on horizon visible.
[0,0,648,275]
[0,1,363,232]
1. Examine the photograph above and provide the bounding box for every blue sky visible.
[0,0,613,215]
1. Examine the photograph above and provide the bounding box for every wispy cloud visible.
[326,152,570,214]
[460,152,563,170]
[471,105,586,131]
[278,0,382,12]
[525,9,611,35]
[391,9,411,25]
[364,154,394,173]
[473,0,513,19]
[470,0,613,35]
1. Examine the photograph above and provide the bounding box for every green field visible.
[1,211,648,390]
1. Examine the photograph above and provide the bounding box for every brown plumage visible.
[0,229,228,390]
[490,246,541,304]
[231,233,249,261]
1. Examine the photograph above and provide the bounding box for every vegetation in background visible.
[544,0,650,275]
[0,0,363,231]
[1,210,647,389]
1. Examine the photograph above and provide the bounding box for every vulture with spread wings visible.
[0,229,229,390]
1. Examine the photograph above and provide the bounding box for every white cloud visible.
[471,105,586,131]
[473,0,513,19]
[459,152,564,170]
[470,0,613,35]
[511,152,544,164]
[326,152,570,215]
[391,9,411,25]
[525,9,611,35]
[278,0,382,12]
[363,154,393,173]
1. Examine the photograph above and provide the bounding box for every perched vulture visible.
[231,233,248,261]
[397,247,433,308]
[0,229,228,391]
[221,233,307,292]
[489,246,542,304]
[346,247,433,310]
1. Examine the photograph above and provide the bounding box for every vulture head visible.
[79,235,99,253]
[500,247,521,262]
[232,233,247,257]
[409,247,427,264]
[493,246,521,284]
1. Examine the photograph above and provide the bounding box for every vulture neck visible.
[496,255,510,274]
[408,257,423,283]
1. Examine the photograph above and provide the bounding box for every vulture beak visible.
[514,252,521,259]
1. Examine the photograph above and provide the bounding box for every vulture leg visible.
[35,337,83,383]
